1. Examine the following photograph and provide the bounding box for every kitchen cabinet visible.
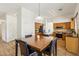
[71,18,75,29]
[35,22,42,30]
[35,22,43,36]
[53,22,71,29]
[66,36,79,55]
[65,22,71,29]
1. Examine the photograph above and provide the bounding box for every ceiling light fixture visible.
[35,3,43,23]
[58,8,63,11]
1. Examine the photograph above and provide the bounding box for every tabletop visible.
[19,36,56,52]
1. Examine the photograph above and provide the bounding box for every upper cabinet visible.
[35,22,43,30]
[65,22,71,29]
[53,22,71,30]
[35,22,43,35]
[71,18,75,29]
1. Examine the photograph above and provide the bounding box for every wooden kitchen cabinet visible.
[35,22,43,35]
[53,22,71,29]
[66,36,79,55]
[71,18,75,29]
[65,22,71,29]
[35,22,43,30]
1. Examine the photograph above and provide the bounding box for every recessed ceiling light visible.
[58,8,63,11]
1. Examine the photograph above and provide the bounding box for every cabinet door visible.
[65,22,71,29]
[71,19,75,29]
[35,22,43,35]
[66,37,79,54]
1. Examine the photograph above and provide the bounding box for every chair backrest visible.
[51,37,58,47]
[25,35,32,38]
[43,34,50,37]
[18,40,29,56]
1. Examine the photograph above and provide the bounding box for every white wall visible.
[17,7,22,38]
[0,19,3,38]
[43,22,53,35]
[0,24,1,38]
[1,21,6,41]
[0,19,5,40]
[52,18,70,23]
[21,8,35,37]
[6,14,17,42]
[17,7,36,38]
[2,14,17,42]
[74,4,79,34]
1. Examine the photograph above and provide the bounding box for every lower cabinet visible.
[66,37,79,55]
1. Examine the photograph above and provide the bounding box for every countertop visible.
[66,34,78,38]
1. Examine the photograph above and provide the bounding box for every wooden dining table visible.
[15,36,57,56]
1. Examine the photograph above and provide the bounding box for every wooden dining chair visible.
[16,40,38,56]
[15,40,18,56]
[43,37,58,56]
[25,35,37,54]
[43,34,50,37]
[25,35,32,38]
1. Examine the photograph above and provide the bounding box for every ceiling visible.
[0,3,77,19]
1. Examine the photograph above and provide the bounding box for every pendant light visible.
[35,3,43,23]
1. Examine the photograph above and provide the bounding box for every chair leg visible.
[52,47,55,56]
[15,41,18,56]
[38,52,42,56]
[43,53,46,56]
[52,40,57,56]
[55,40,57,56]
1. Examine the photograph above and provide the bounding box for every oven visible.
[56,33,62,38]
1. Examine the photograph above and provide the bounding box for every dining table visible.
[15,35,57,56]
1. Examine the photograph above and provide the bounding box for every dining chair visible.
[25,35,36,54]
[16,40,38,56]
[43,37,58,56]
[43,34,50,37]
[25,35,32,38]
[15,40,18,56]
